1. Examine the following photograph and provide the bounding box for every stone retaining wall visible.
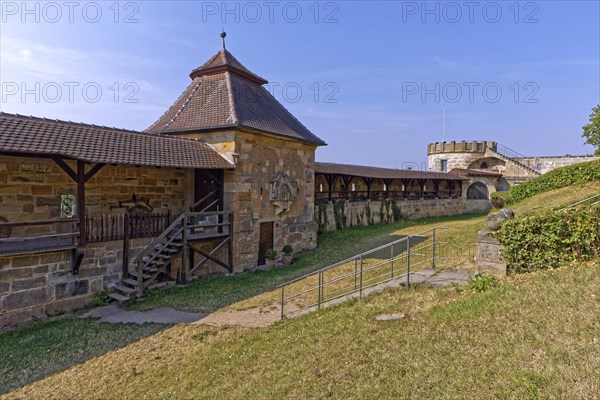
[316,198,491,233]
[0,237,151,330]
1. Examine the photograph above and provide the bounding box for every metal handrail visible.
[559,194,600,211]
[279,227,447,318]
[489,144,538,173]
[276,228,438,288]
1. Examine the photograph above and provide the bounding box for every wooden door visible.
[194,169,223,212]
[257,222,274,266]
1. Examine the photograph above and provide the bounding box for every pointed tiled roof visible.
[189,49,267,84]
[147,50,326,146]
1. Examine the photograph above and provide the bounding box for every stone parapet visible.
[475,230,506,278]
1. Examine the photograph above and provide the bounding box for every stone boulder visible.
[485,208,514,231]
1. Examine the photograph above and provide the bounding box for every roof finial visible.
[220,30,227,51]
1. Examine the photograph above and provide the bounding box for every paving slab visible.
[425,270,473,287]
[81,303,207,324]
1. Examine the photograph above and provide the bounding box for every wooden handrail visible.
[190,189,219,212]
[0,231,80,243]
[0,218,79,228]
[132,213,186,265]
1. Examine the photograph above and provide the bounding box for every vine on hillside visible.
[497,204,600,272]
[385,199,392,222]
[391,200,403,222]
[316,203,328,233]
[365,202,373,225]
[333,201,347,230]
[379,201,386,223]
[493,160,600,206]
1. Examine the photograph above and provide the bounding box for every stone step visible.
[147,281,176,290]
[129,270,151,280]
[161,247,179,255]
[114,284,136,294]
[122,278,139,287]
[108,292,129,303]
[143,257,166,267]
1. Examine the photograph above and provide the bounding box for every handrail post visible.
[281,286,285,320]
[390,243,394,278]
[354,258,358,290]
[136,259,143,298]
[318,270,322,310]
[431,228,436,269]
[359,255,363,298]
[406,236,411,289]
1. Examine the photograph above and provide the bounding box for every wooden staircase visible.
[109,210,233,302]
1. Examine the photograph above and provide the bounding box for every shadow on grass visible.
[0,213,483,394]
[0,316,166,394]
[126,213,485,314]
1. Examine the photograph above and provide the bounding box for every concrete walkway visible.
[81,269,473,327]
[81,303,207,324]
[285,268,473,319]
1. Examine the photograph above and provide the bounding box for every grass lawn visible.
[125,213,485,313]
[1,181,597,396]
[4,262,599,399]
[0,317,166,394]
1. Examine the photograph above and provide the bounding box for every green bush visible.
[468,273,498,292]
[497,204,600,273]
[93,290,110,306]
[503,160,600,205]
[282,245,293,255]
[265,248,277,259]
[490,191,513,207]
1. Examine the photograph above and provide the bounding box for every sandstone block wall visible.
[515,155,600,174]
[316,198,491,233]
[0,156,193,329]
[178,129,319,270]
[0,237,151,330]
[427,141,494,172]
[0,157,189,228]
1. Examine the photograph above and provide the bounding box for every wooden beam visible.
[363,177,373,200]
[84,163,105,182]
[51,156,78,182]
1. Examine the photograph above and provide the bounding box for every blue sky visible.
[1,0,599,167]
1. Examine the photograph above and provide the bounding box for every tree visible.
[582,105,600,155]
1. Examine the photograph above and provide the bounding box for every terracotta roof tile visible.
[315,162,465,180]
[147,50,326,146]
[0,113,234,169]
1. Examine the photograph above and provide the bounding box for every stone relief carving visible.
[269,172,299,215]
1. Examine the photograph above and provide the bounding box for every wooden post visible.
[77,160,86,246]
[327,174,334,202]
[122,212,130,277]
[180,214,188,283]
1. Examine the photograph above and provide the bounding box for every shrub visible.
[490,198,503,209]
[468,273,498,292]
[265,248,277,260]
[282,245,293,255]
[497,204,600,273]
[93,290,110,306]
[490,191,513,207]
[504,160,600,205]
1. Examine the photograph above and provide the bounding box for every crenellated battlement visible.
[427,141,497,155]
